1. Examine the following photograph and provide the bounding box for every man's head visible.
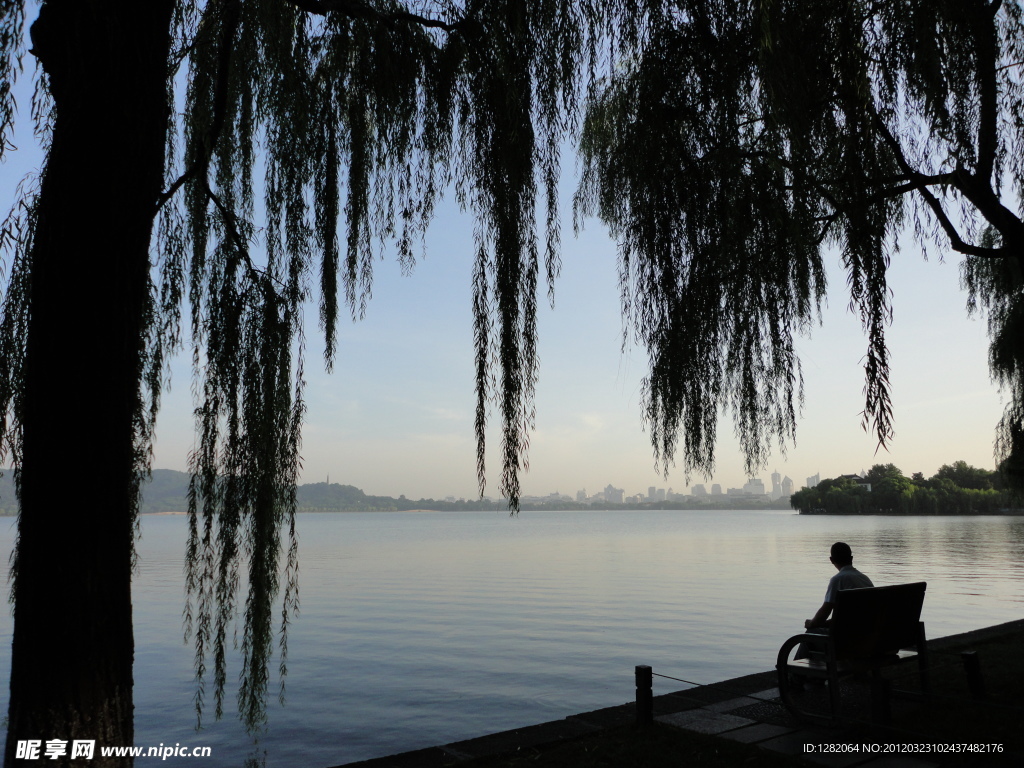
[829,541,853,567]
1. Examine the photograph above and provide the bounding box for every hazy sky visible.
[1,75,1006,501]
[150,189,1002,500]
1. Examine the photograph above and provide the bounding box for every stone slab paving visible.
[652,690,706,716]
[335,745,455,768]
[655,709,757,735]
[564,702,634,730]
[442,718,599,759]
[336,719,601,767]
[718,722,799,744]
[702,694,764,713]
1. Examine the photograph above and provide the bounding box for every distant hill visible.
[0,470,13,515]
[0,468,192,516]
[144,471,512,513]
[298,481,402,511]
[138,470,407,513]
[142,469,191,513]
[0,468,194,515]
[0,468,509,515]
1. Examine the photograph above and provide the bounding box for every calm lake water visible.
[0,509,1022,766]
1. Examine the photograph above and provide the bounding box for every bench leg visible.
[917,622,931,694]
[870,670,891,725]
[827,669,842,722]
[961,651,987,700]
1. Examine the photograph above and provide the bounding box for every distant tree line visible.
[22,464,1015,518]
[295,482,516,512]
[790,462,1020,515]
[0,469,806,516]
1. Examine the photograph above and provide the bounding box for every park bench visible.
[776,581,929,724]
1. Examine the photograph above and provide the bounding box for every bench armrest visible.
[776,632,831,668]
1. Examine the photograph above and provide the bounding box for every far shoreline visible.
[130,506,1024,516]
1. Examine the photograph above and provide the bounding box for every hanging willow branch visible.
[578,0,1024,482]
[158,0,623,733]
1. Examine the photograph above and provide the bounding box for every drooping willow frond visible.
[578,0,1024,482]
[160,0,634,733]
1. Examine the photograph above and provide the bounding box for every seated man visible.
[795,541,873,664]
[805,541,874,630]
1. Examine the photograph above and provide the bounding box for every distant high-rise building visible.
[604,484,624,504]
[711,484,722,495]
[782,476,794,497]
[806,473,821,489]
[576,488,588,502]
[656,488,666,501]
[771,470,782,500]
[692,484,708,496]
[648,486,656,501]
[743,478,766,496]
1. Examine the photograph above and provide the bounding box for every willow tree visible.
[0,0,639,762]
[576,0,1024,484]
[2,0,1024,765]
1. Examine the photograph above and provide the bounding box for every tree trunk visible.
[4,2,174,765]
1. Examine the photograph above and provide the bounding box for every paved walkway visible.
[335,621,1024,768]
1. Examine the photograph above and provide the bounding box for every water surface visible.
[0,509,1021,766]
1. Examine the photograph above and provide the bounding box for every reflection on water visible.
[0,509,1021,766]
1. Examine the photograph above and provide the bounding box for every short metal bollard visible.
[635,664,653,726]
[961,651,987,700]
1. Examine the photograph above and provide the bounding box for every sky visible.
[145,190,1004,501]
[0,71,1007,503]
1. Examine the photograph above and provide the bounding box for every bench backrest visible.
[831,582,926,658]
